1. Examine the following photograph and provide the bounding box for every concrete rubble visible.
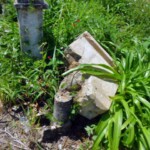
[57,31,118,120]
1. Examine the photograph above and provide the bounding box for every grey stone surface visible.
[76,76,117,119]
[53,91,73,123]
[14,0,48,58]
[65,31,114,66]
[61,31,118,119]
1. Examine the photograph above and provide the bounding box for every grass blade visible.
[138,97,150,109]
[92,113,110,150]
[110,108,123,150]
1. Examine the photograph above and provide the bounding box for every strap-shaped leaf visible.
[62,63,121,80]
[122,119,136,148]
[110,108,123,150]
[92,113,110,150]
[139,134,148,150]
[131,111,150,149]
[138,97,150,109]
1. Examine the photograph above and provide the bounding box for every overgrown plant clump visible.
[63,39,150,149]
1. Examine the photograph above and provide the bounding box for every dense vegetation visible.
[0,0,150,149]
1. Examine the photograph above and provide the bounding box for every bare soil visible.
[0,105,98,150]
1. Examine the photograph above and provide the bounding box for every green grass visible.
[0,0,150,149]
[63,40,150,149]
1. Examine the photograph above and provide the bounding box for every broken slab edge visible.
[79,31,114,66]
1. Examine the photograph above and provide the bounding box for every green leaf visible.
[92,113,110,150]
[139,141,146,150]
[139,134,149,150]
[121,115,135,130]
[62,63,120,82]
[110,108,123,150]
[122,119,136,148]
[130,111,150,149]
[138,97,150,109]
[119,73,126,94]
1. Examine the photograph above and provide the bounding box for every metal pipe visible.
[14,0,48,58]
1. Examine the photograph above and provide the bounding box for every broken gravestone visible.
[54,31,118,120]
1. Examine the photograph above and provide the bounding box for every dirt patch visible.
[0,106,99,150]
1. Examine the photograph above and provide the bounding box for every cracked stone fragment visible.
[65,31,114,66]
[57,31,118,119]
[76,76,117,119]
[64,31,118,119]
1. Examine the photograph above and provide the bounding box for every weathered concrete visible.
[14,0,48,58]
[53,91,73,123]
[76,76,117,119]
[65,31,114,66]
[64,31,118,119]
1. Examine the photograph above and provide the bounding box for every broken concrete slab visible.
[55,31,118,120]
[65,31,114,66]
[64,31,118,119]
[76,76,117,119]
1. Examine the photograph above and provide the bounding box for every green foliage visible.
[44,0,150,55]
[0,13,62,106]
[0,0,150,149]
[85,124,96,137]
[63,39,150,149]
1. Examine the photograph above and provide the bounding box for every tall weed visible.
[63,39,150,149]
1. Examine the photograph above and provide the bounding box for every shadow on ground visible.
[41,114,100,143]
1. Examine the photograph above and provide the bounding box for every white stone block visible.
[76,76,117,119]
[66,31,114,66]
[65,31,118,119]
